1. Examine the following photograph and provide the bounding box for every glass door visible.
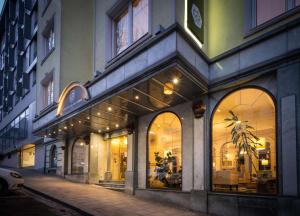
[110,136,127,180]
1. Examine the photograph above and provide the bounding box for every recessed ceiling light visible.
[217,109,221,113]
[71,124,74,127]
[44,135,47,138]
[86,116,90,120]
[97,112,101,116]
[48,133,51,136]
[64,126,68,130]
[53,131,56,134]
[58,129,62,132]
[108,107,112,111]
[78,120,82,123]
[106,126,110,130]
[134,95,139,100]
[98,129,102,133]
[172,77,179,84]
[115,124,119,128]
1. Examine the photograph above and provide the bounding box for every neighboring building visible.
[1,0,300,215]
[0,0,41,170]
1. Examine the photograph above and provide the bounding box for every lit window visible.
[114,0,149,55]
[72,139,89,174]
[148,112,182,190]
[256,0,285,26]
[212,88,276,194]
[42,17,55,58]
[44,79,54,107]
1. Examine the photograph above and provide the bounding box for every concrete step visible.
[97,180,125,192]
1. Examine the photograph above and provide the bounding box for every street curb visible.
[23,185,94,216]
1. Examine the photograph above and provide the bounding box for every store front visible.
[20,144,35,168]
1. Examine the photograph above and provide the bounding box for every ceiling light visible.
[108,107,112,111]
[86,116,90,120]
[48,133,51,136]
[78,120,82,123]
[97,112,101,116]
[163,82,174,95]
[134,95,139,100]
[106,126,110,130]
[71,124,74,127]
[64,126,68,130]
[217,109,221,113]
[58,129,62,132]
[44,135,47,138]
[172,77,179,84]
[53,131,56,134]
[98,129,102,133]
[115,124,119,128]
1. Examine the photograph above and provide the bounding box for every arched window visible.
[50,145,57,168]
[212,88,276,194]
[72,139,89,174]
[148,112,182,190]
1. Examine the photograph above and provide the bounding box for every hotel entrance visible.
[109,136,127,181]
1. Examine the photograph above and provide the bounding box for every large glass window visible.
[212,88,276,194]
[114,0,149,55]
[148,112,182,190]
[256,0,285,26]
[71,139,89,174]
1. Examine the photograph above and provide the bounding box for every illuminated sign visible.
[187,0,204,44]
[56,82,89,116]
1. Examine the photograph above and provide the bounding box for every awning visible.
[35,64,207,139]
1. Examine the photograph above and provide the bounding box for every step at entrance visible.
[97,180,125,192]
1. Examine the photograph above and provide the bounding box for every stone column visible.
[125,133,135,194]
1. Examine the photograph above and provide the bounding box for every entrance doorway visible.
[110,136,127,180]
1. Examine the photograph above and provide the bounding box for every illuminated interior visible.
[212,88,276,194]
[110,136,127,180]
[72,138,89,174]
[148,112,182,189]
[21,144,35,167]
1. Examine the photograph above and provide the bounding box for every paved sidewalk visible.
[17,169,207,216]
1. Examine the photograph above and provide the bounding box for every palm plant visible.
[224,110,262,174]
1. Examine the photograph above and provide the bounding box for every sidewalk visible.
[17,169,207,216]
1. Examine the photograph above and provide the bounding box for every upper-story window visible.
[42,17,55,59]
[41,71,54,108]
[113,0,149,56]
[45,79,54,107]
[251,0,300,28]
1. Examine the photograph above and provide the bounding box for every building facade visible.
[1,0,300,215]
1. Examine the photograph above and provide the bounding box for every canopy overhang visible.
[35,63,207,139]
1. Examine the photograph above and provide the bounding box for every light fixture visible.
[172,77,179,84]
[236,120,241,124]
[48,133,51,136]
[163,82,174,95]
[86,116,90,120]
[71,124,74,127]
[108,107,112,111]
[78,120,82,123]
[97,112,101,116]
[53,131,56,134]
[261,159,269,166]
[44,135,47,138]
[256,137,266,150]
[64,126,68,130]
[98,129,102,133]
[115,124,119,128]
[134,95,139,100]
[80,142,84,146]
[58,129,62,132]
[106,126,110,130]
[217,109,221,113]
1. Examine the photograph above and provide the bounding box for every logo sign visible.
[187,0,204,43]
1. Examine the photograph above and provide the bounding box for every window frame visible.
[109,0,151,59]
[244,0,300,37]
[210,86,278,196]
[146,111,183,191]
[41,16,55,63]
[41,71,54,108]
[71,138,89,175]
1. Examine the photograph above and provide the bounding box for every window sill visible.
[39,102,57,117]
[105,33,152,69]
[41,47,55,65]
[244,6,300,38]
